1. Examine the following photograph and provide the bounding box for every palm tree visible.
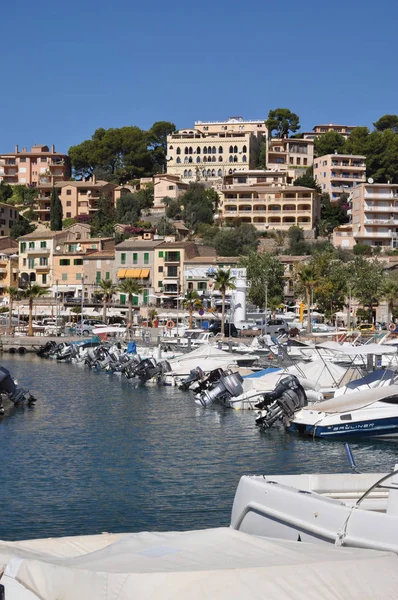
[21,284,48,336]
[382,278,398,325]
[4,286,19,335]
[296,264,318,334]
[98,279,117,323]
[213,269,236,336]
[183,290,201,329]
[118,278,142,326]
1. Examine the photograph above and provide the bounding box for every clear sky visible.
[1,0,397,153]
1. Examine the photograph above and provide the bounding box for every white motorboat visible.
[231,467,398,554]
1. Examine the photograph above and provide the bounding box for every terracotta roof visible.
[115,240,163,250]
[84,250,115,260]
[38,181,116,189]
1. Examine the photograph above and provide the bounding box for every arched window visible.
[233,145,238,153]
[188,157,192,163]
[207,169,212,177]
[229,156,233,163]
[211,169,216,177]
[207,146,212,154]
[196,156,201,163]
[218,169,223,177]
[184,156,189,163]
[203,156,207,163]
[212,146,216,154]
[242,145,247,153]
[233,155,238,162]
[184,170,188,177]
[202,169,206,177]
[219,156,222,162]
[197,147,201,154]
[229,145,234,153]
[188,147,193,154]
[203,147,207,154]
[29,273,36,282]
[176,157,181,164]
[184,147,188,154]
[176,147,181,155]
[212,156,216,162]
[169,145,173,150]
[219,146,223,153]
[242,155,247,162]
[228,169,233,174]
[188,169,192,177]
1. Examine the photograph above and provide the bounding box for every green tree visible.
[116,192,143,224]
[214,224,259,256]
[98,279,117,322]
[353,243,372,256]
[287,225,310,255]
[179,183,215,231]
[343,126,370,156]
[351,257,385,319]
[0,182,13,203]
[62,217,77,229]
[118,278,142,326]
[319,193,349,235]
[373,114,398,133]
[147,121,176,172]
[91,193,115,236]
[265,108,300,138]
[21,284,48,336]
[50,186,63,231]
[10,217,35,239]
[295,264,318,333]
[4,286,19,335]
[314,131,346,157]
[382,277,398,323]
[183,290,201,329]
[256,137,267,168]
[239,252,284,310]
[213,269,236,336]
[294,166,321,192]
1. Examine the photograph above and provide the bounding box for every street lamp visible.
[264,280,268,325]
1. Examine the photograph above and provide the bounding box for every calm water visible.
[1,354,398,541]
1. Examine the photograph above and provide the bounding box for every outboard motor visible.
[126,357,171,383]
[193,368,226,394]
[36,340,57,358]
[255,375,307,430]
[179,367,205,391]
[195,371,244,407]
[0,366,36,406]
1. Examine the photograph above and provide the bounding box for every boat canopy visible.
[304,384,398,414]
[1,527,398,599]
[315,341,397,355]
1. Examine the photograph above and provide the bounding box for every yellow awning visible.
[118,268,149,279]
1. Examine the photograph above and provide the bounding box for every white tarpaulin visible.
[1,527,398,600]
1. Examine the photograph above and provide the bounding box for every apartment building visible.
[115,237,162,304]
[53,235,114,297]
[341,183,398,250]
[184,253,239,295]
[83,250,115,297]
[314,154,366,200]
[220,185,320,232]
[0,145,70,186]
[0,203,21,236]
[36,176,117,221]
[266,138,314,173]
[302,124,357,141]
[153,242,214,296]
[166,118,266,184]
[0,238,19,297]
[152,174,189,211]
[19,228,61,290]
[223,170,288,188]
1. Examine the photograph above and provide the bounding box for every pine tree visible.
[90,193,115,237]
[50,186,63,231]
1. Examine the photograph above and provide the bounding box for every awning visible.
[117,269,150,279]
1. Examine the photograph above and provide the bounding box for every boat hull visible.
[289,416,398,439]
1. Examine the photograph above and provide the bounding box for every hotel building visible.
[0,145,70,186]
[314,154,366,201]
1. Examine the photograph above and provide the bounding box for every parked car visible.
[76,319,107,336]
[261,318,289,336]
[356,323,376,334]
[208,321,239,337]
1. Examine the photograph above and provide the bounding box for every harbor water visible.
[1,354,398,541]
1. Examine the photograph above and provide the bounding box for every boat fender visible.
[389,322,396,332]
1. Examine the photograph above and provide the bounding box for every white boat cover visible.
[168,344,258,375]
[2,527,398,599]
[304,384,398,414]
[334,369,397,396]
[316,341,397,355]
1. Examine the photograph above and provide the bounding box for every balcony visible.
[26,247,51,255]
[356,231,394,239]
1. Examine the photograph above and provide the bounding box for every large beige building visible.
[334,183,398,250]
[0,145,70,186]
[220,185,320,232]
[223,170,288,189]
[166,118,266,184]
[36,176,117,221]
[0,203,22,236]
[314,154,366,201]
[152,174,188,211]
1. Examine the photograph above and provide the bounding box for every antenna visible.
[55,245,60,251]
[367,177,374,184]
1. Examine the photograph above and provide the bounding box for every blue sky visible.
[1,0,397,153]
